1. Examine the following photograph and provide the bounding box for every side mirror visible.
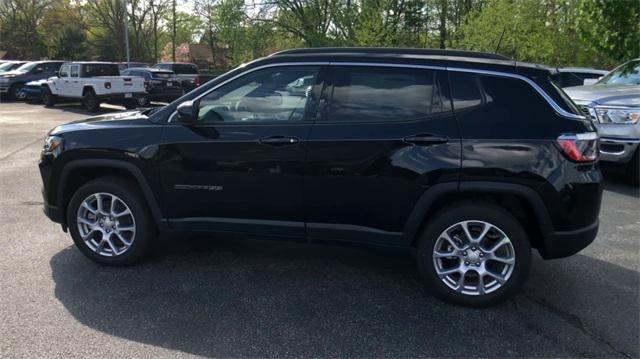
[54,71,59,77]
[176,100,198,124]
[33,67,44,74]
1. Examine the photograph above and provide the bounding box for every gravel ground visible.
[0,101,638,358]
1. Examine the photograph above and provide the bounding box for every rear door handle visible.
[403,134,449,145]
[259,136,300,146]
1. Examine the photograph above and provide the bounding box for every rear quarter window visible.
[174,64,198,74]
[83,64,120,77]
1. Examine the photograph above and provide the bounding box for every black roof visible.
[272,47,512,61]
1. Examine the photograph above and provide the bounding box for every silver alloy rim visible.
[76,193,136,257]
[432,220,516,296]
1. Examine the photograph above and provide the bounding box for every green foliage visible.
[0,0,637,70]
[577,0,640,68]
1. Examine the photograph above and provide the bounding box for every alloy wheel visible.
[76,192,136,257]
[432,220,516,296]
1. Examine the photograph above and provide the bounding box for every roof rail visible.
[270,47,512,61]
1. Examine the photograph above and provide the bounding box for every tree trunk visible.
[439,0,447,49]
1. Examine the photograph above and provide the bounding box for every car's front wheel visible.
[417,203,531,307]
[42,88,56,107]
[67,177,155,265]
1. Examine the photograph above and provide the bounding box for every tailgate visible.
[97,76,145,94]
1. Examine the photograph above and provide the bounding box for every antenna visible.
[494,26,506,54]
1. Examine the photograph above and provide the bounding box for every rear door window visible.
[325,66,447,122]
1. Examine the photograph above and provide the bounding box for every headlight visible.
[595,107,640,124]
[42,136,63,157]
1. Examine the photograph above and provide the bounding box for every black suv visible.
[40,48,602,307]
[120,67,184,106]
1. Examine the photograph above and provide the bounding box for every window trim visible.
[168,61,585,123]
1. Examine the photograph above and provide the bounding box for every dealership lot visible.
[0,101,638,358]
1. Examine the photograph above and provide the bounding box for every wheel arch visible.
[404,182,554,250]
[57,159,163,228]
[82,85,96,95]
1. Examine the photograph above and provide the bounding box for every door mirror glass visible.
[33,67,44,74]
[176,100,198,124]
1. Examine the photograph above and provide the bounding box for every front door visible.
[304,65,461,245]
[157,65,322,238]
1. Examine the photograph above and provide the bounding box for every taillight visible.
[556,133,599,162]
[195,77,200,87]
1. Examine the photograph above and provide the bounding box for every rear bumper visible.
[539,220,599,259]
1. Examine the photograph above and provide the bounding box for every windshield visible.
[15,62,38,73]
[598,60,640,85]
[0,62,19,71]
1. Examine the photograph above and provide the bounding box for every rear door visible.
[157,64,323,237]
[304,65,460,245]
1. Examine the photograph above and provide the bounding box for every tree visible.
[54,23,87,59]
[577,0,640,68]
[0,0,54,59]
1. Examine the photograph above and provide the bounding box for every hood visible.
[26,79,48,86]
[564,84,640,107]
[49,110,154,135]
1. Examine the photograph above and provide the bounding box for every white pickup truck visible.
[42,62,146,112]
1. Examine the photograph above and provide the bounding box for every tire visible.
[136,95,149,107]
[417,202,531,307]
[42,87,56,107]
[66,176,155,266]
[626,149,639,186]
[9,83,24,100]
[83,89,100,112]
[124,99,138,110]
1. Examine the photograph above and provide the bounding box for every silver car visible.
[564,59,640,183]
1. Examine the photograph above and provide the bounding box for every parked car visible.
[40,48,602,307]
[117,62,150,72]
[551,67,609,88]
[564,59,640,184]
[120,67,184,106]
[19,79,47,102]
[0,61,26,74]
[0,61,64,100]
[42,62,146,112]
[152,62,200,91]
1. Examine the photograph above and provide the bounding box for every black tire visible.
[9,83,24,100]
[124,99,138,110]
[83,89,100,112]
[626,149,639,186]
[42,87,56,107]
[136,95,149,107]
[66,176,155,266]
[417,202,531,307]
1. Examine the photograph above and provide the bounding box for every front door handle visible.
[259,136,300,146]
[403,134,449,145]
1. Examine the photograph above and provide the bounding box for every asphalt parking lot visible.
[0,100,638,358]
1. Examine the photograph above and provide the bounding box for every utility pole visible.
[123,0,131,65]
[172,0,177,62]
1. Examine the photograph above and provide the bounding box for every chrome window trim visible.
[169,61,586,123]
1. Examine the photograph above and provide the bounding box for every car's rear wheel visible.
[42,87,56,107]
[83,89,100,112]
[67,177,154,265]
[124,99,138,110]
[417,203,531,307]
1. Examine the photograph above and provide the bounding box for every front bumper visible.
[599,137,639,163]
[539,220,599,259]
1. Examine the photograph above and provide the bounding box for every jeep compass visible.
[39,48,603,307]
